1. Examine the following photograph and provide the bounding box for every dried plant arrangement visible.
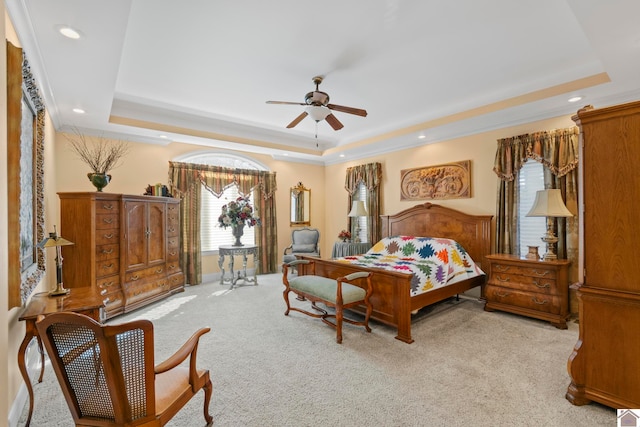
[64,129,131,174]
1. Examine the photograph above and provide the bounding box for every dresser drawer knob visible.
[496,291,510,297]
[131,275,139,281]
[103,263,114,269]
[495,265,510,272]
[533,270,549,276]
[532,297,548,305]
[102,203,114,210]
[102,248,113,254]
[103,233,114,239]
[101,281,114,288]
[496,275,510,282]
[155,268,164,273]
[533,280,550,289]
[103,218,114,224]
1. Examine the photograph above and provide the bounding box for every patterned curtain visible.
[345,162,383,243]
[493,127,580,284]
[168,161,278,284]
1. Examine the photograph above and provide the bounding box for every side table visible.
[18,287,105,427]
[218,245,259,289]
[331,241,372,258]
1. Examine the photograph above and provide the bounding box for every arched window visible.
[175,152,268,252]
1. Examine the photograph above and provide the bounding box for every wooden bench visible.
[282,259,373,343]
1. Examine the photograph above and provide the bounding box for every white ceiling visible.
[7,0,640,165]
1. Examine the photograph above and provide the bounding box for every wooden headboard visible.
[380,203,493,270]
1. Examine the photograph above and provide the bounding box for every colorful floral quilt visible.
[335,236,484,296]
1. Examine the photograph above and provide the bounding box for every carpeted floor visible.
[20,273,615,426]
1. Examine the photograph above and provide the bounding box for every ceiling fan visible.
[266,76,367,131]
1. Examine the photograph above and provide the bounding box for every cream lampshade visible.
[526,189,573,261]
[348,201,368,243]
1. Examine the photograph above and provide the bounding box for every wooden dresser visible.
[565,102,640,409]
[59,192,184,319]
[484,254,570,329]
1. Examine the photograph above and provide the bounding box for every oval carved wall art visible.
[400,160,471,200]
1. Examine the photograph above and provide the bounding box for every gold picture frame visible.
[400,160,471,200]
[7,41,46,308]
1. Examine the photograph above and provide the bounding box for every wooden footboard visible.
[298,256,485,343]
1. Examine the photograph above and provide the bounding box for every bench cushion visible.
[288,275,366,304]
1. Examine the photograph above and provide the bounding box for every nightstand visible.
[484,254,570,329]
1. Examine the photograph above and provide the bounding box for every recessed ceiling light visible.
[568,96,583,103]
[72,108,85,114]
[339,154,345,158]
[58,26,81,40]
[418,134,426,139]
[159,134,168,139]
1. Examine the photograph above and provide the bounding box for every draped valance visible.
[344,162,382,195]
[493,127,579,182]
[168,161,277,199]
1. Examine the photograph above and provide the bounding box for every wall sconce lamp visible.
[526,189,573,261]
[37,226,75,296]
[348,200,368,243]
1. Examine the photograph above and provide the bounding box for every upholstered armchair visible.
[283,227,321,266]
[36,312,213,426]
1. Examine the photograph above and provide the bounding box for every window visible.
[353,182,368,243]
[175,152,267,252]
[518,159,546,257]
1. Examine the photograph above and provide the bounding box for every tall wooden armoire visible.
[58,192,184,319]
[566,101,640,409]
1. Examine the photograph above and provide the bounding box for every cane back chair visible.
[36,312,213,426]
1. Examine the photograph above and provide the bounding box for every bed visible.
[297,203,492,343]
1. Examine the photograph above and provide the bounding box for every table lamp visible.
[37,226,75,296]
[348,200,368,243]
[526,189,573,261]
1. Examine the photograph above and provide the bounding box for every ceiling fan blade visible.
[266,100,306,106]
[325,113,344,130]
[286,112,308,128]
[327,103,368,117]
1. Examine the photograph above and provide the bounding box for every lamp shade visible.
[526,189,573,218]
[348,200,368,217]
[37,227,74,248]
[305,105,331,122]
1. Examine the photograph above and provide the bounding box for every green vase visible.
[87,172,111,192]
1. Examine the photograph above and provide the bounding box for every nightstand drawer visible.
[489,273,556,294]
[491,263,555,279]
[485,285,562,315]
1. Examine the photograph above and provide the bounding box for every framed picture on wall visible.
[7,41,46,308]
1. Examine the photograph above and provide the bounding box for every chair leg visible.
[363,301,372,333]
[203,378,213,426]
[283,288,291,315]
[336,305,343,344]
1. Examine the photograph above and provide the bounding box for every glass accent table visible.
[218,245,259,288]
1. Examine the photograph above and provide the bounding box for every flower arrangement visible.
[338,229,351,242]
[218,196,261,228]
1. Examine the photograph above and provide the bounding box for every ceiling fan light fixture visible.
[306,105,331,122]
